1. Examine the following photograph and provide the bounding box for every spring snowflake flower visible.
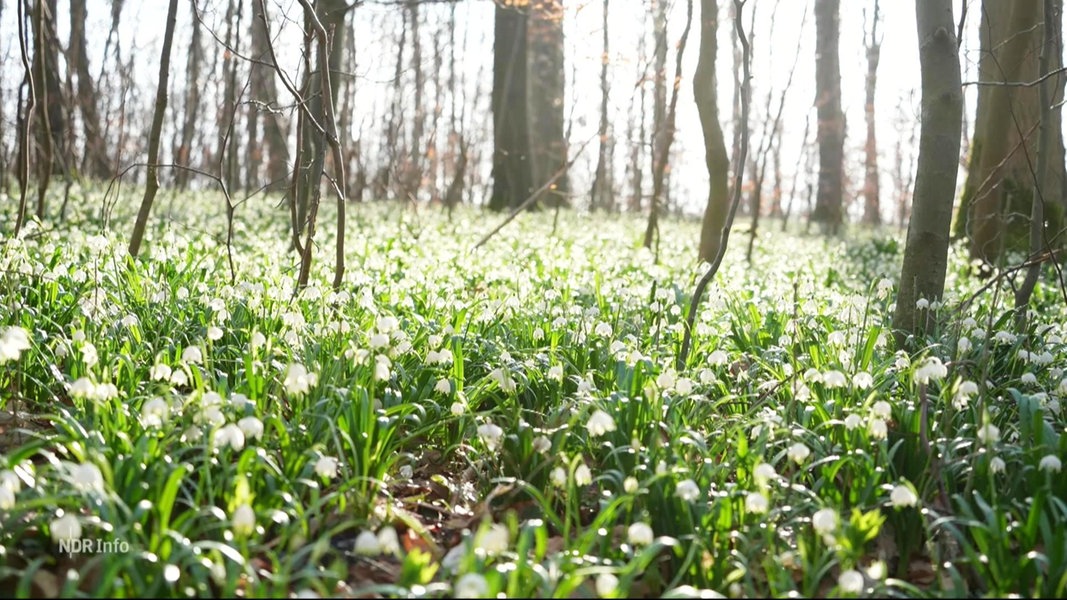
[977,423,1000,444]
[708,350,728,366]
[656,369,677,390]
[284,363,318,395]
[869,419,888,440]
[623,477,639,494]
[455,573,489,598]
[315,455,339,479]
[844,414,863,430]
[232,504,256,536]
[628,522,654,546]
[207,326,224,341]
[450,401,466,416]
[1039,454,1062,473]
[354,530,381,555]
[233,416,262,441]
[788,442,811,464]
[369,333,390,349]
[0,326,31,363]
[822,370,848,388]
[250,332,266,349]
[149,363,172,381]
[181,345,204,364]
[890,484,918,508]
[477,422,504,451]
[1021,372,1038,386]
[993,330,1017,345]
[551,466,568,487]
[0,485,14,510]
[595,322,613,337]
[675,377,695,395]
[575,464,593,486]
[745,492,769,514]
[476,523,510,554]
[51,513,82,542]
[838,569,864,594]
[170,368,189,387]
[915,297,929,310]
[547,365,564,381]
[435,378,452,394]
[532,436,552,454]
[957,336,972,354]
[596,573,619,598]
[215,424,245,451]
[489,368,516,393]
[954,380,979,410]
[754,463,777,482]
[990,456,1006,474]
[68,377,95,399]
[852,372,873,390]
[675,479,700,502]
[587,410,617,437]
[71,462,104,492]
[914,357,948,384]
[812,508,838,534]
[0,470,21,494]
[376,526,401,556]
[871,400,892,420]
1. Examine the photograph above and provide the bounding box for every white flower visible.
[708,350,728,366]
[232,504,255,536]
[812,508,838,534]
[587,410,617,437]
[0,326,31,363]
[990,456,1006,474]
[69,377,96,399]
[853,372,873,390]
[237,416,264,441]
[869,419,888,440]
[315,455,339,479]
[477,422,504,451]
[890,484,918,508]
[745,492,769,514]
[450,401,466,416]
[215,424,245,451]
[822,370,848,388]
[369,333,390,349]
[435,378,452,394]
[551,466,567,487]
[844,414,863,430]
[596,573,619,598]
[957,336,972,354]
[354,530,381,555]
[915,297,929,310]
[478,523,510,554]
[548,365,564,381]
[251,332,267,348]
[838,569,864,594]
[627,522,654,546]
[51,513,82,542]
[1039,454,1062,473]
[623,477,639,493]
[181,345,203,364]
[913,356,948,384]
[71,462,104,492]
[376,315,399,334]
[1021,372,1038,386]
[149,363,172,381]
[140,397,169,427]
[595,322,613,337]
[675,377,695,395]
[993,330,1017,345]
[0,485,14,510]
[675,479,700,502]
[753,463,777,482]
[207,326,223,341]
[284,363,317,396]
[788,442,811,464]
[871,400,892,420]
[977,423,1000,444]
[656,369,677,390]
[532,436,552,454]
[455,573,489,598]
[374,526,400,556]
[0,470,21,494]
[575,464,593,486]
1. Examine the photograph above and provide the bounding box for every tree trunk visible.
[649,0,669,214]
[590,0,612,212]
[248,4,290,192]
[175,11,202,190]
[892,0,963,346]
[812,0,845,234]
[31,0,65,219]
[695,0,730,263]
[490,3,533,211]
[956,0,1065,268]
[862,0,882,225]
[527,0,569,208]
[128,0,180,258]
[69,0,110,179]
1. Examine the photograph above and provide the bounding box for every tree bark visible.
[695,0,730,263]
[69,0,110,179]
[862,0,882,225]
[892,0,963,347]
[527,0,569,208]
[31,0,65,219]
[590,0,612,212]
[811,0,845,234]
[248,4,290,191]
[128,0,180,258]
[490,3,533,211]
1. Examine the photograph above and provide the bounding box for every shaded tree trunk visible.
[862,0,882,225]
[490,3,533,211]
[69,0,110,179]
[892,0,963,346]
[248,4,290,191]
[811,0,845,234]
[32,0,65,219]
[695,0,730,263]
[527,0,569,208]
[590,0,612,212]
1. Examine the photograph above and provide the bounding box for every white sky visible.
[0,0,986,221]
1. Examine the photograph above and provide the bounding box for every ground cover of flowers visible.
[1,191,1066,598]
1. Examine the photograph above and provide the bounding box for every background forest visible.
[2,0,1067,598]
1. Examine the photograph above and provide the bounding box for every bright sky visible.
[0,0,985,221]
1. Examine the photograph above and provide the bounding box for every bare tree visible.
[694,0,730,263]
[862,0,883,225]
[892,0,963,346]
[489,2,533,211]
[811,0,845,234]
[128,0,181,258]
[589,0,612,212]
[31,0,66,219]
[69,0,111,180]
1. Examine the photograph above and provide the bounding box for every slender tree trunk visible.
[649,0,669,215]
[175,11,202,189]
[14,0,35,236]
[489,3,533,211]
[862,0,883,225]
[69,0,110,179]
[32,0,65,219]
[695,0,730,263]
[590,0,612,212]
[128,0,180,258]
[812,0,845,234]
[527,0,569,208]
[892,0,963,346]
[407,1,424,200]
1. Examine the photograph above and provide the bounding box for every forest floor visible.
[1,190,1065,598]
